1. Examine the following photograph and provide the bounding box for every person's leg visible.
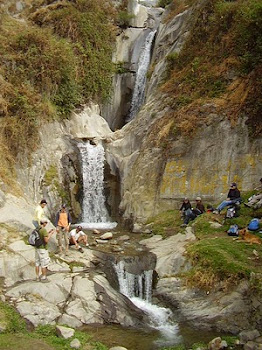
[217,200,232,212]
[56,227,63,253]
[35,249,41,281]
[32,220,39,228]
[39,250,50,282]
[254,197,262,209]
[70,236,79,249]
[63,229,69,253]
[78,235,88,246]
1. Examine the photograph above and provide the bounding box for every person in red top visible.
[55,204,72,255]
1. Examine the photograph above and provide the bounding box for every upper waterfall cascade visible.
[78,142,117,229]
[127,29,157,122]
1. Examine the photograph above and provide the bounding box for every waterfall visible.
[127,30,156,122]
[114,260,181,346]
[78,142,117,229]
[114,260,153,302]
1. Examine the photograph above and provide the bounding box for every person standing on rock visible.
[33,199,48,228]
[69,225,89,253]
[55,204,72,255]
[35,219,54,283]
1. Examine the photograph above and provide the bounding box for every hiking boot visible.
[244,202,251,208]
[78,247,84,253]
[35,276,41,282]
[85,243,89,247]
[213,210,220,214]
[180,223,187,227]
[41,278,50,283]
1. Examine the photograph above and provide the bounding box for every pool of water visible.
[82,323,219,350]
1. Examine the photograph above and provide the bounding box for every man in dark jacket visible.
[213,182,241,214]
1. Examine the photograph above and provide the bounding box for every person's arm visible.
[43,229,55,244]
[70,231,79,248]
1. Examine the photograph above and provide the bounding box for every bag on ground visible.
[28,228,44,247]
[227,224,239,236]
[247,218,260,231]
[225,207,236,218]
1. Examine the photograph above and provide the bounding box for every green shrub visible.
[157,0,173,8]
[117,11,135,28]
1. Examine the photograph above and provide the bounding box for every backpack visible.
[247,218,260,231]
[227,224,239,236]
[225,207,236,219]
[28,228,44,247]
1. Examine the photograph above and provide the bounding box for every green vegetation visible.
[0,0,116,183]
[161,0,262,137]
[147,209,182,238]
[0,303,108,350]
[157,0,173,8]
[117,11,135,28]
[44,165,69,204]
[149,192,262,291]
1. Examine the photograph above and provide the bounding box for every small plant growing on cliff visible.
[117,11,135,28]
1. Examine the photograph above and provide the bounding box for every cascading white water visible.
[114,260,153,302]
[127,30,157,122]
[114,261,181,346]
[78,142,117,229]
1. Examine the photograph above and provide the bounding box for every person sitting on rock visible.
[69,225,89,253]
[244,178,262,209]
[55,204,72,255]
[213,182,241,214]
[181,197,205,226]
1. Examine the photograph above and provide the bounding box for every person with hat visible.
[33,199,48,228]
[213,182,241,214]
[55,204,72,255]
[193,197,205,216]
[69,225,89,253]
[35,219,55,282]
[182,197,205,226]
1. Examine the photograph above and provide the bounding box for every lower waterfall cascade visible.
[114,260,182,347]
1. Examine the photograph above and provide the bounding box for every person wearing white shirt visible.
[69,226,89,252]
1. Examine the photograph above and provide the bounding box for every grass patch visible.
[148,193,262,290]
[147,210,182,238]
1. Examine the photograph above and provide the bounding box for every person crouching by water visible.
[55,204,72,255]
[69,226,89,253]
[35,220,54,283]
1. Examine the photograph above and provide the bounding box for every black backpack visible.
[28,228,44,247]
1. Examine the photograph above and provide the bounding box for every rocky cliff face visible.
[1,0,261,226]
[106,1,262,224]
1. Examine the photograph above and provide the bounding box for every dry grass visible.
[159,0,262,138]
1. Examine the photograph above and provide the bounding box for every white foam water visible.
[78,142,117,229]
[114,261,181,346]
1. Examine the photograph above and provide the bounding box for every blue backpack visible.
[227,224,239,236]
[248,218,260,231]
